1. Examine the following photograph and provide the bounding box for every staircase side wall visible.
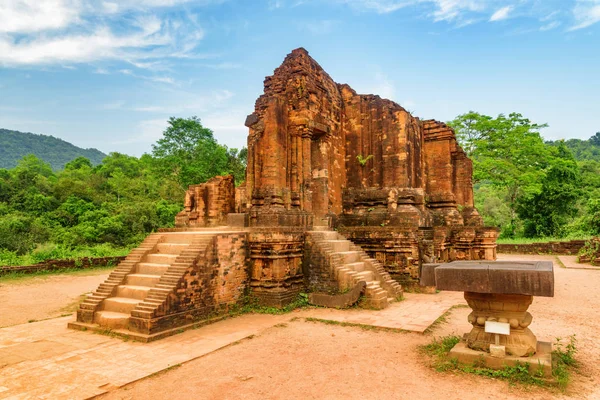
[132,233,249,335]
[303,234,338,293]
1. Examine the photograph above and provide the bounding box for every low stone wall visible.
[497,240,586,255]
[0,256,125,276]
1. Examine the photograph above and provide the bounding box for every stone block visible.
[419,263,441,287]
[434,260,554,297]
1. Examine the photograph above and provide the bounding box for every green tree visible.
[517,154,581,237]
[449,112,551,237]
[151,116,229,190]
[225,147,248,185]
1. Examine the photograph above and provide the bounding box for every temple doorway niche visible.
[310,132,329,218]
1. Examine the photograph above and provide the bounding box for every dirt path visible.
[98,254,600,400]
[0,270,109,327]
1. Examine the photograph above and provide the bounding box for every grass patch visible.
[227,293,311,316]
[304,317,409,334]
[0,243,131,267]
[0,264,115,283]
[552,335,578,389]
[420,334,579,391]
[497,236,592,245]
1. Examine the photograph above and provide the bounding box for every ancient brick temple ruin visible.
[70,48,498,340]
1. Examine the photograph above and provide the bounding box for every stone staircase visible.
[74,232,215,332]
[307,228,402,309]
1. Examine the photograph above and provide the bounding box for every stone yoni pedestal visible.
[464,292,536,357]
[434,260,554,373]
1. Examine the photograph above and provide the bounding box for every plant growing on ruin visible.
[356,154,373,166]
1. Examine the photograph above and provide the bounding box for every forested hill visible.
[0,128,106,170]
[547,132,600,161]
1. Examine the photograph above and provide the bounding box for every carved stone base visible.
[464,292,538,357]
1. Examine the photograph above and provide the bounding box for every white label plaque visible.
[485,321,510,335]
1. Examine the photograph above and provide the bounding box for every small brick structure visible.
[578,237,600,265]
[497,240,586,255]
[175,175,235,227]
[70,48,499,340]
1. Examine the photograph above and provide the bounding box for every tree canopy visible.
[0,116,247,266]
[449,111,598,238]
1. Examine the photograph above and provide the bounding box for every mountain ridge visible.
[0,128,107,170]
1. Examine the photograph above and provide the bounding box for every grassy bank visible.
[0,243,131,267]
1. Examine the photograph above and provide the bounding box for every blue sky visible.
[0,0,599,157]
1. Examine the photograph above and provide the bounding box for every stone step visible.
[125,273,162,287]
[94,311,130,330]
[309,231,338,240]
[156,243,189,254]
[102,297,143,313]
[333,251,361,264]
[353,270,374,282]
[161,234,213,244]
[325,240,350,252]
[145,253,179,264]
[345,262,366,272]
[116,285,152,300]
[136,262,171,275]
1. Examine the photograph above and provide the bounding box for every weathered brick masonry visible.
[244,48,498,288]
[71,48,498,339]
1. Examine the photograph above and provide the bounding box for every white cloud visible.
[102,1,119,14]
[570,0,600,30]
[131,89,234,113]
[340,0,490,23]
[490,5,513,21]
[341,0,414,13]
[540,20,561,31]
[430,0,484,22]
[0,0,211,67]
[113,118,168,146]
[355,69,396,100]
[118,69,177,85]
[0,0,81,33]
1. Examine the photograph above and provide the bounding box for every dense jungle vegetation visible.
[0,117,247,266]
[448,112,600,239]
[0,113,598,266]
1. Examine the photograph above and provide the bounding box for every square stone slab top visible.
[434,260,554,297]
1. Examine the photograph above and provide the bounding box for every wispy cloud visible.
[570,0,600,30]
[199,62,242,69]
[131,89,234,113]
[118,69,176,85]
[490,6,513,21]
[540,20,561,31]
[0,0,213,67]
[101,100,126,110]
[332,1,592,31]
[296,19,339,34]
[0,0,80,33]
